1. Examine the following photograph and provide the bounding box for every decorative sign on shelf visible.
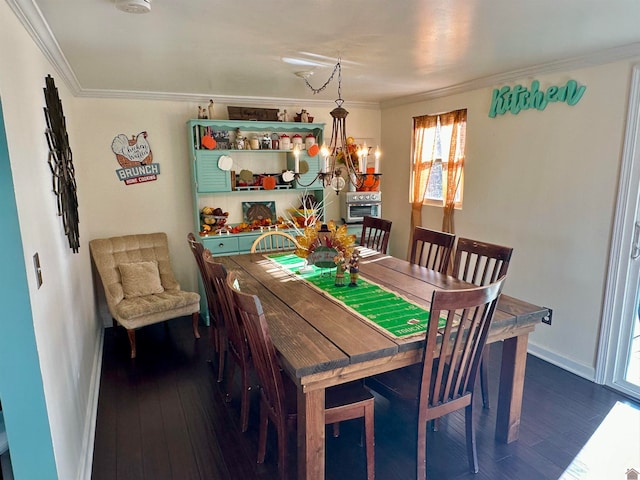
[110,131,160,185]
[488,79,586,118]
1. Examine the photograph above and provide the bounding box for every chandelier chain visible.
[303,60,342,99]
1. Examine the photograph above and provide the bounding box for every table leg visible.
[495,333,528,443]
[297,387,325,480]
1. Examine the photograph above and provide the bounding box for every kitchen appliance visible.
[340,191,382,224]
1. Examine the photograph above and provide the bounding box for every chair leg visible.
[364,402,375,480]
[480,347,490,408]
[240,366,251,433]
[208,323,219,366]
[191,311,201,339]
[465,403,479,473]
[226,360,237,402]
[127,329,136,359]
[257,400,268,464]
[416,416,428,480]
[217,335,225,383]
[276,422,288,480]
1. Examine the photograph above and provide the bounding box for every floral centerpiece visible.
[335,136,360,171]
[294,220,357,267]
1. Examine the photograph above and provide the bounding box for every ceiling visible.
[10,0,640,107]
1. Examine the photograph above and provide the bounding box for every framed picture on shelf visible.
[212,130,230,150]
[243,201,276,223]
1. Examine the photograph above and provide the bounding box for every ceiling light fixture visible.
[116,0,151,14]
[296,58,381,194]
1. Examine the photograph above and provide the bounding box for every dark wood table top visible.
[220,251,548,381]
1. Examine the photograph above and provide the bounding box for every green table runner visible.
[267,253,444,338]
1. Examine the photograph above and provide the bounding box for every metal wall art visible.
[43,74,80,253]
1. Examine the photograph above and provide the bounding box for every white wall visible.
[1,2,381,475]
[73,98,380,326]
[381,61,633,378]
[0,1,103,479]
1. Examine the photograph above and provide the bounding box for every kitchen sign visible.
[488,79,586,118]
[111,131,161,185]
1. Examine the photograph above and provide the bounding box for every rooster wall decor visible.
[110,131,159,185]
[43,74,80,253]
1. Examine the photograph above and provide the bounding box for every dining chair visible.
[202,250,254,433]
[366,277,506,479]
[453,237,513,409]
[250,231,300,253]
[409,227,456,273]
[188,233,225,382]
[229,273,375,480]
[360,215,392,253]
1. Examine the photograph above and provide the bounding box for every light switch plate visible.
[33,252,43,288]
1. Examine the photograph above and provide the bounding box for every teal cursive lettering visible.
[565,79,586,105]
[488,79,585,117]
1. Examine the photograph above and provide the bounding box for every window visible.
[411,109,466,208]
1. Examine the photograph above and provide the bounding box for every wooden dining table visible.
[219,249,549,480]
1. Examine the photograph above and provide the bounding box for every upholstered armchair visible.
[89,232,200,358]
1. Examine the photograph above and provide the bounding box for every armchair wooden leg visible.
[192,312,201,339]
[127,329,136,359]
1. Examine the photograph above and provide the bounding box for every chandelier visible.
[294,58,381,193]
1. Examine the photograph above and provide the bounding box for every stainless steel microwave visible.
[340,191,382,224]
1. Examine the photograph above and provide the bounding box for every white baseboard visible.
[76,327,104,480]
[527,341,596,382]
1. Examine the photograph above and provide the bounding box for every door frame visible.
[597,64,640,399]
[0,98,58,478]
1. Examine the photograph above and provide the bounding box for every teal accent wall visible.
[0,101,58,478]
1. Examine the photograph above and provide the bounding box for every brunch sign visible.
[111,131,161,185]
[488,79,586,118]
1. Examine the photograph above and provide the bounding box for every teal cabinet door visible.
[290,152,323,189]
[195,151,231,193]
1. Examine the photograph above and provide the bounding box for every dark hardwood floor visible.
[92,317,640,480]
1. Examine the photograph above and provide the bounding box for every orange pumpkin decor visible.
[307,144,320,157]
[262,175,277,190]
[201,126,217,149]
[201,135,216,150]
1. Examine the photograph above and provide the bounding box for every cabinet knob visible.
[219,243,225,248]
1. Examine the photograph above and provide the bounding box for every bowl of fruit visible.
[200,206,229,234]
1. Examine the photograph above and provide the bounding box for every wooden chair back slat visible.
[360,216,392,253]
[409,227,455,273]
[418,278,506,414]
[229,275,288,428]
[188,233,220,319]
[202,252,245,361]
[453,238,513,286]
[251,231,300,253]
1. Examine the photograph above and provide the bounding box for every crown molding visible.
[380,43,640,109]
[74,87,380,109]
[7,0,82,95]
[10,0,640,110]
[7,0,379,109]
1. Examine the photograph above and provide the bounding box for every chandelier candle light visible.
[296,58,382,193]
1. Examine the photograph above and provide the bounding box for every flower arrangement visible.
[335,136,360,169]
[294,220,357,263]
